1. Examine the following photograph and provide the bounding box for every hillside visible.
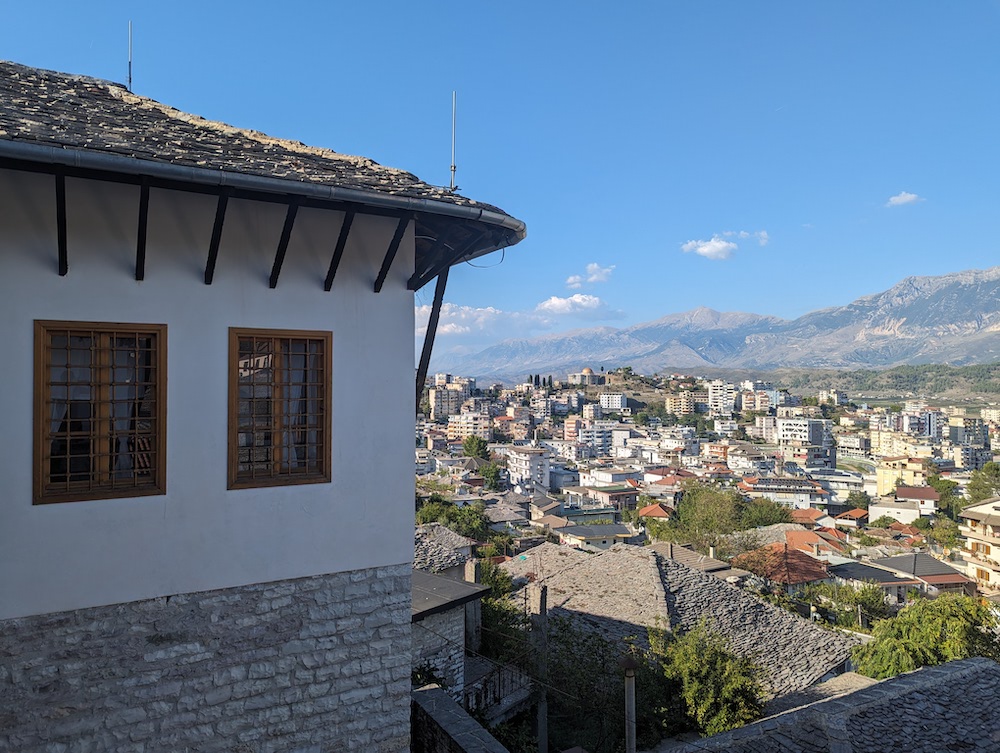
[437,266,1000,381]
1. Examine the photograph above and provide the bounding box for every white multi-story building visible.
[599,392,627,412]
[582,402,603,421]
[506,446,551,492]
[707,380,736,417]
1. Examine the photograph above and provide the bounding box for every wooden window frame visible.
[34,320,167,504]
[228,328,332,489]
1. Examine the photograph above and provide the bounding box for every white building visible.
[599,392,627,412]
[0,61,525,751]
[506,446,551,492]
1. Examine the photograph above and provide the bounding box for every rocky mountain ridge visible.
[436,266,1000,380]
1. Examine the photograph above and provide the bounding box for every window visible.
[229,328,331,488]
[34,321,166,504]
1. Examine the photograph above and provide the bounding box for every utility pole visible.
[621,655,639,753]
[530,585,548,753]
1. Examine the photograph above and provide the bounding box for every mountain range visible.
[435,267,1000,381]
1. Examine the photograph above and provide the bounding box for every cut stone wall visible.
[412,609,466,702]
[0,564,411,753]
[411,685,510,753]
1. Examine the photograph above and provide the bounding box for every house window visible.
[34,321,166,504]
[229,328,331,488]
[977,568,991,582]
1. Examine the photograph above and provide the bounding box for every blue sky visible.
[4,2,999,364]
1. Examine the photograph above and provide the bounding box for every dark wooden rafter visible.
[407,226,457,291]
[415,266,450,412]
[269,197,300,289]
[373,213,413,293]
[323,206,356,291]
[409,228,488,292]
[204,189,231,285]
[135,179,150,281]
[54,172,67,276]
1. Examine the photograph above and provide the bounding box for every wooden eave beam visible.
[408,226,457,292]
[54,172,67,276]
[269,198,300,289]
[204,189,231,285]
[415,266,450,412]
[373,213,412,293]
[135,179,150,281]
[409,228,487,292]
[323,206,356,291]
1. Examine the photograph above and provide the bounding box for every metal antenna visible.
[128,21,133,91]
[449,90,458,192]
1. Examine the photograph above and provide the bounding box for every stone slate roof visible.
[416,523,476,554]
[0,60,494,209]
[504,543,860,699]
[656,658,1000,753]
[414,528,468,574]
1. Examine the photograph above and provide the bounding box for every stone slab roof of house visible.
[501,542,589,586]
[505,543,860,699]
[647,542,729,574]
[735,523,810,548]
[414,528,468,574]
[0,60,494,208]
[655,658,1000,753]
[483,504,528,524]
[416,522,477,552]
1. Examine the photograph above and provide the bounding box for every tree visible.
[869,515,896,529]
[928,473,961,519]
[852,595,1000,679]
[480,462,502,491]
[847,490,871,510]
[462,435,489,460]
[740,498,791,529]
[967,461,1000,505]
[650,620,765,736]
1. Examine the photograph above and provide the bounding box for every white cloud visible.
[535,294,604,315]
[414,303,505,336]
[682,230,767,259]
[565,262,615,289]
[886,191,921,207]
[681,236,738,260]
[585,263,616,283]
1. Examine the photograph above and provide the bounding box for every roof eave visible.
[0,138,527,267]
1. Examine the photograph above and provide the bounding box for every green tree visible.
[740,498,792,529]
[852,595,1000,679]
[462,435,490,460]
[869,515,896,529]
[927,516,961,549]
[651,620,765,736]
[847,490,871,510]
[928,474,961,519]
[967,462,1000,505]
[480,462,502,491]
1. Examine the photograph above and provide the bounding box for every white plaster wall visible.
[0,169,415,618]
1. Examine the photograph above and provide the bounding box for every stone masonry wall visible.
[412,609,465,702]
[0,564,411,753]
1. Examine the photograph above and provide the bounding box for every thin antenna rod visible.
[128,21,133,91]
[449,90,458,191]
